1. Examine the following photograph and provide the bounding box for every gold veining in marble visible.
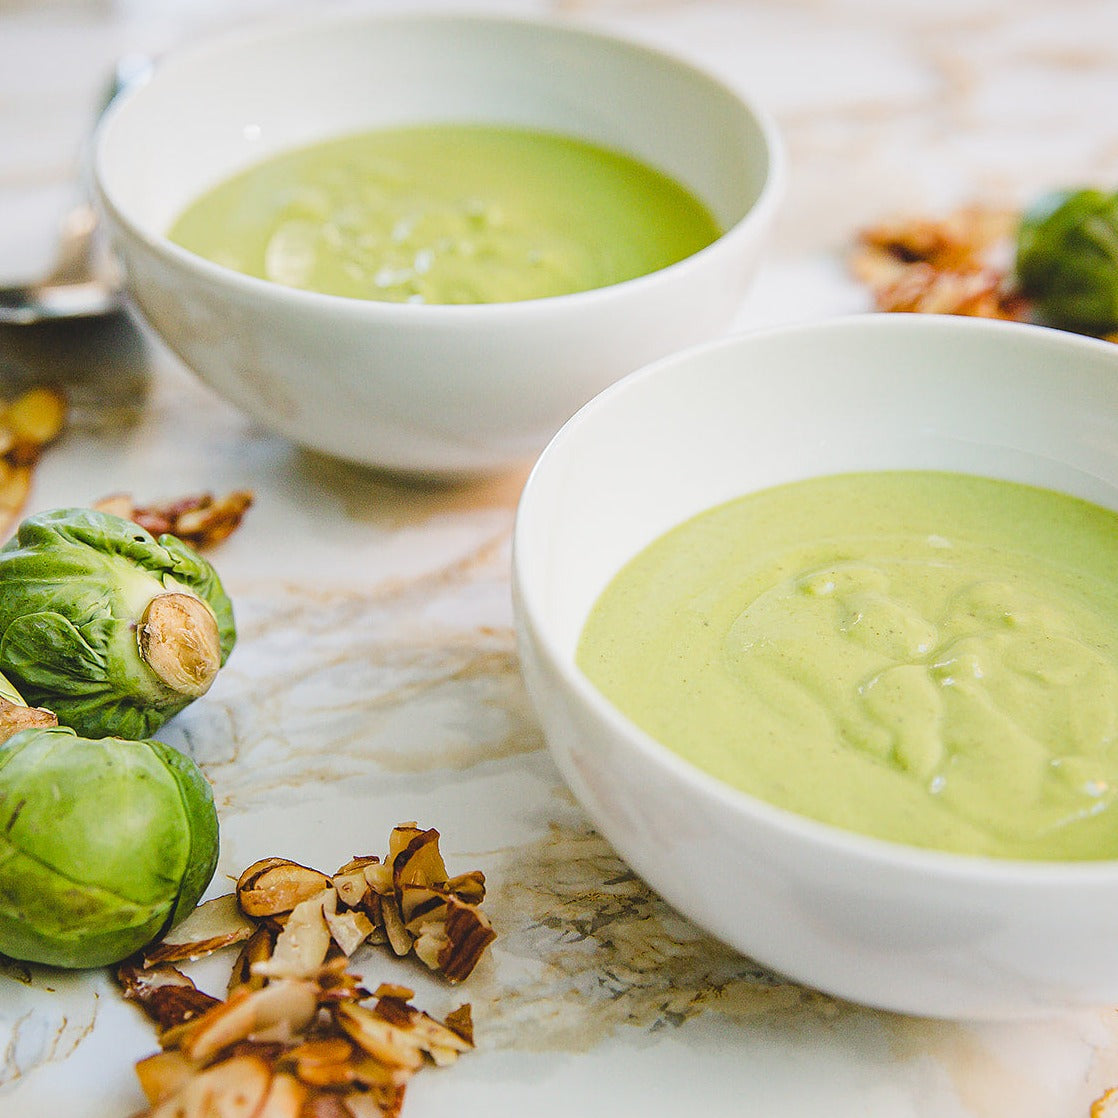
[469,815,843,1052]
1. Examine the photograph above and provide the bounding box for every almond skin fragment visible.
[139,591,223,697]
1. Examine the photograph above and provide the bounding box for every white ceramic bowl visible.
[513,313,1118,1020]
[93,10,782,477]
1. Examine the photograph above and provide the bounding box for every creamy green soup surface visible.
[577,471,1118,860]
[168,123,721,305]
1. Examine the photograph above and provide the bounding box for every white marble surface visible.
[2,1,1118,1115]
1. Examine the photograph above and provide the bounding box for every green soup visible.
[577,471,1118,860]
[168,123,722,305]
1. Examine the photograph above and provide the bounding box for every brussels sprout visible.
[0,725,219,968]
[1015,188,1118,334]
[0,508,235,740]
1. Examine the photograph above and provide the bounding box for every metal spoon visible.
[0,55,152,326]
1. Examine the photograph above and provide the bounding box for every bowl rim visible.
[512,311,1118,885]
[92,6,785,320]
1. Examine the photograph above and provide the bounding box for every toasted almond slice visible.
[172,490,254,548]
[371,994,473,1060]
[443,1004,474,1046]
[333,1002,424,1072]
[370,983,415,1002]
[380,895,412,958]
[412,922,449,973]
[238,858,333,917]
[447,870,486,905]
[117,961,222,1034]
[400,886,447,933]
[134,1049,196,1104]
[250,892,332,981]
[255,1071,308,1118]
[284,1036,356,1089]
[438,895,497,983]
[148,1053,273,1118]
[178,979,319,1063]
[144,894,255,966]
[332,868,370,909]
[286,1036,354,1067]
[392,829,449,898]
[6,386,66,447]
[313,957,371,1004]
[325,905,375,958]
[362,860,394,895]
[0,462,31,516]
[345,1088,408,1118]
[0,695,57,744]
[386,823,425,865]
[335,855,381,876]
[92,492,136,521]
[229,924,278,994]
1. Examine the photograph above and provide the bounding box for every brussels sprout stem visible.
[139,592,222,698]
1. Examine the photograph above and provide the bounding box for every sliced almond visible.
[251,892,332,981]
[362,860,394,896]
[134,1049,197,1105]
[324,905,375,958]
[443,1004,474,1047]
[0,696,57,744]
[117,961,222,1034]
[94,488,254,550]
[238,858,334,918]
[379,894,412,958]
[447,870,486,905]
[178,980,319,1063]
[229,924,278,994]
[144,894,255,966]
[386,823,425,865]
[371,993,473,1062]
[412,922,449,973]
[285,1036,356,1088]
[0,462,31,516]
[344,1088,407,1118]
[333,1002,425,1073]
[392,829,449,898]
[438,895,497,983]
[147,1053,273,1118]
[332,867,371,909]
[255,1071,308,1118]
[5,386,66,449]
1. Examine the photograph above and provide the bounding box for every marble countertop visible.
[2,1,1118,1115]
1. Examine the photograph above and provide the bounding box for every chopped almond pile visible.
[118,824,495,1118]
[0,385,67,538]
[849,204,1029,321]
[94,489,254,550]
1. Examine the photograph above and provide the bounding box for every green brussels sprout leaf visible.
[1015,188,1118,334]
[0,726,219,968]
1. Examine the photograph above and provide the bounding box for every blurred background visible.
[4,0,1117,295]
